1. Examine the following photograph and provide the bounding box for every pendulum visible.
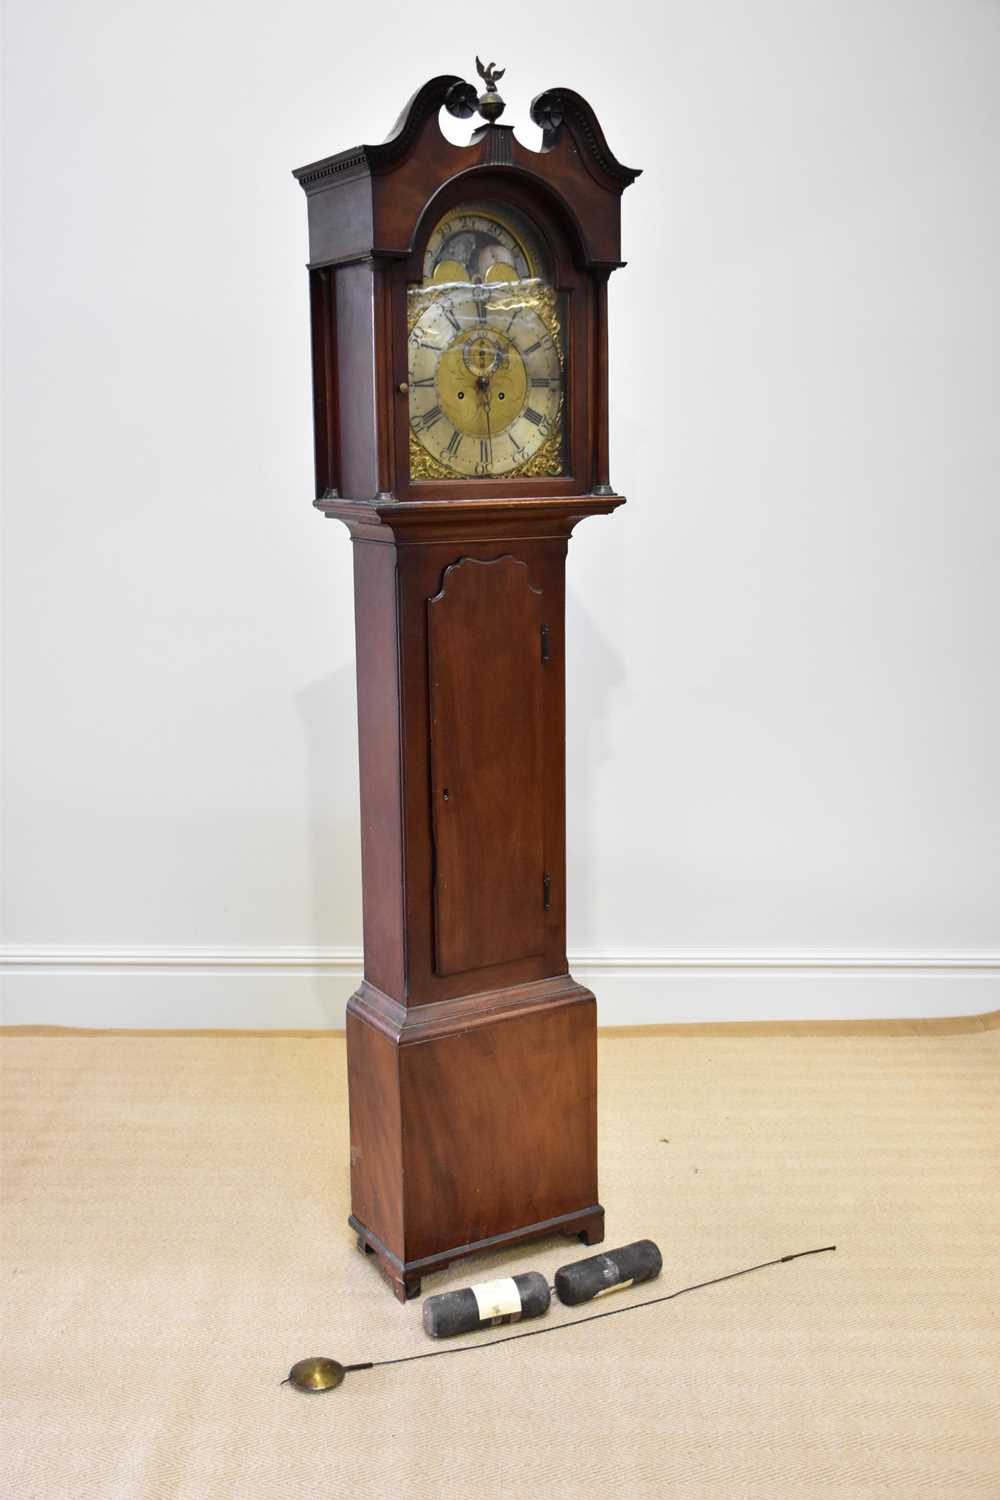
[285,1358,348,1393]
[282,1243,835,1395]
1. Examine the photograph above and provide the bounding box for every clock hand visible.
[477,374,493,468]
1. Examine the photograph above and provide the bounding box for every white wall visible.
[3,0,998,1027]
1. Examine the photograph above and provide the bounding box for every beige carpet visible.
[2,1016,998,1498]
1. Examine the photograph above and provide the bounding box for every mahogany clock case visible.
[294,74,639,1301]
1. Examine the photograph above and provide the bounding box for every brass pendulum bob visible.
[284,1357,346,1393]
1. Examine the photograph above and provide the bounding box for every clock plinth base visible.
[345,976,602,1302]
[350,1205,606,1303]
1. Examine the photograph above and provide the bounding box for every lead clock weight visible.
[554,1239,663,1306]
[422,1272,550,1338]
[421,1241,664,1338]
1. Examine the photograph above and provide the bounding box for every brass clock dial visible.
[408,203,564,480]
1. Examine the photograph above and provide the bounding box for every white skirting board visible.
[1,948,998,1028]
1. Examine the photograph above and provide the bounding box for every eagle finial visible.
[474,57,507,122]
[475,57,505,90]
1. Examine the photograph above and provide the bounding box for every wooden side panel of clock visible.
[352,540,405,999]
[345,1007,403,1258]
[332,261,378,499]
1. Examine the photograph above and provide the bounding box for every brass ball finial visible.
[475,56,506,122]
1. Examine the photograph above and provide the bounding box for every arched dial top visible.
[408,202,564,481]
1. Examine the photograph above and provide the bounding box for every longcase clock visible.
[293,63,639,1300]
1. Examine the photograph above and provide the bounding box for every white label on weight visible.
[593,1277,634,1299]
[472,1277,522,1323]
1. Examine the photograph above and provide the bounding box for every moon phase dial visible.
[423,203,545,286]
